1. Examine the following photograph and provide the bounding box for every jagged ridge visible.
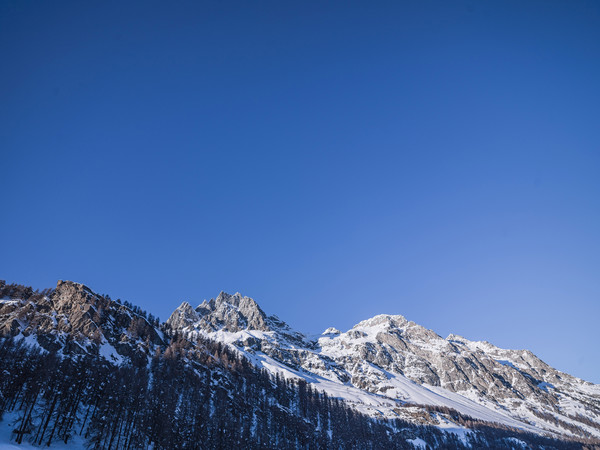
[2,280,599,447]
[167,291,600,441]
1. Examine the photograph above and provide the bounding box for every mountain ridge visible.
[2,279,599,448]
[167,290,600,441]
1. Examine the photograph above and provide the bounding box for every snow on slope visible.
[197,328,540,434]
[168,292,600,440]
[0,411,86,449]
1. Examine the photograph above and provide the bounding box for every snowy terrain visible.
[168,292,600,441]
[2,281,598,448]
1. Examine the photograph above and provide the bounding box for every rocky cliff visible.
[0,280,164,365]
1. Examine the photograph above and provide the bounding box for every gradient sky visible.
[1,1,599,383]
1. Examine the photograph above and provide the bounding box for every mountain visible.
[167,291,600,442]
[0,280,164,365]
[1,279,599,449]
[4,280,411,449]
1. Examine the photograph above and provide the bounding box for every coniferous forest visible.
[0,335,589,449]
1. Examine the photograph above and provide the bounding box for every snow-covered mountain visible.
[167,291,600,441]
[2,280,599,448]
[0,280,164,365]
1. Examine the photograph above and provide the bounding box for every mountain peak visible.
[446,333,468,343]
[354,314,410,330]
[322,327,341,336]
[56,279,94,296]
[175,291,270,333]
[53,279,103,311]
[213,291,254,309]
[167,292,310,348]
[167,301,200,330]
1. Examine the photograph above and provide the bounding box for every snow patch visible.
[407,437,428,448]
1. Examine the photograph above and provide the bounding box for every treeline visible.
[410,404,599,449]
[118,299,160,328]
[529,407,600,444]
[0,280,52,302]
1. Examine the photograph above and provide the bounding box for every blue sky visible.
[1,1,599,383]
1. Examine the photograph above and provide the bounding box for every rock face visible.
[169,292,600,440]
[0,280,164,365]
[319,314,555,403]
[167,301,200,330]
[196,292,270,332]
[167,291,306,344]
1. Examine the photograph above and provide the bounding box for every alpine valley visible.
[1,280,599,449]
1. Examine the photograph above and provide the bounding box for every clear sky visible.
[1,1,599,383]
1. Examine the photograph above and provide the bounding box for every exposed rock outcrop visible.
[0,280,164,365]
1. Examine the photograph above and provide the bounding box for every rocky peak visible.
[0,280,164,365]
[350,314,442,345]
[446,333,468,343]
[53,280,100,311]
[165,292,311,351]
[167,301,200,330]
[56,279,91,292]
[188,291,270,333]
[322,327,341,336]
